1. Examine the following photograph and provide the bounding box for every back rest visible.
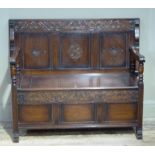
[9,19,139,72]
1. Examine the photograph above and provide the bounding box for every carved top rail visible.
[9,19,138,33]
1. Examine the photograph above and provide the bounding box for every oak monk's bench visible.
[9,19,145,142]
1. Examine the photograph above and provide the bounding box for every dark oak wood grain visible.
[62,104,93,123]
[19,105,50,123]
[108,103,137,122]
[9,18,145,142]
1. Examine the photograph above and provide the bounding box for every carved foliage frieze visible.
[17,89,138,104]
[12,19,135,33]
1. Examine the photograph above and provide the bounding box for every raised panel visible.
[108,103,137,122]
[19,105,50,122]
[62,104,94,123]
[100,33,127,68]
[22,34,50,69]
[58,33,91,69]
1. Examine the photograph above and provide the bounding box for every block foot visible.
[133,127,143,140]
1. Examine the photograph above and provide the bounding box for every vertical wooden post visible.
[136,68,144,139]
[132,19,145,139]
[11,65,19,142]
[136,60,145,139]
[9,20,19,142]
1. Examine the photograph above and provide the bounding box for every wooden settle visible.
[9,19,145,142]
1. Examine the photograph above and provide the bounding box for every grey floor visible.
[0,119,155,145]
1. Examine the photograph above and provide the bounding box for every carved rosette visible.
[17,89,138,105]
[68,44,82,60]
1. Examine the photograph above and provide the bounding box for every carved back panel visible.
[22,34,51,69]
[9,19,139,71]
[58,33,91,69]
[100,32,127,68]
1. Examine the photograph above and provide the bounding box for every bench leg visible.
[13,131,19,143]
[133,127,143,140]
[13,129,27,142]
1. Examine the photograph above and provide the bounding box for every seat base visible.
[17,72,138,90]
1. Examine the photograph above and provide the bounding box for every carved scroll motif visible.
[134,19,140,45]
[68,44,83,60]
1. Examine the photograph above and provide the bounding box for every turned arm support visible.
[10,47,20,65]
[129,46,145,85]
[10,47,20,86]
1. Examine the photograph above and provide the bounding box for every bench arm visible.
[129,46,145,85]
[10,47,20,65]
[129,46,145,63]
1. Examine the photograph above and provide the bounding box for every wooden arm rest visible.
[129,46,145,63]
[10,47,20,65]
